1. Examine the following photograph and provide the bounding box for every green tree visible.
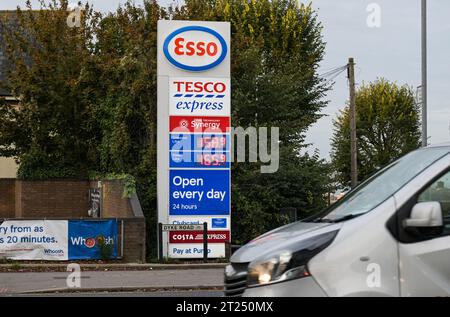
[172,0,332,242]
[0,0,99,179]
[331,79,421,187]
[89,1,165,255]
[0,0,332,254]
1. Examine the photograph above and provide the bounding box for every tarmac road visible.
[0,268,224,294]
[4,290,224,297]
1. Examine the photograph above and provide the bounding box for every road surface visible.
[0,268,224,294]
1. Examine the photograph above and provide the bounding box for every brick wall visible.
[0,178,147,262]
[14,179,22,218]
[120,218,146,263]
[17,180,90,218]
[0,179,15,218]
[90,180,133,218]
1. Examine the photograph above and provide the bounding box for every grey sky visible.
[304,0,450,159]
[2,1,449,159]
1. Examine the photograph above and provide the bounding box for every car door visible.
[395,167,450,296]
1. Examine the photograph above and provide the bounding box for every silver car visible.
[225,143,450,297]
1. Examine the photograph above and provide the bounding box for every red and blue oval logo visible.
[163,26,227,72]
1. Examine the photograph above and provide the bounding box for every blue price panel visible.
[169,169,230,216]
[170,151,230,168]
[170,134,230,152]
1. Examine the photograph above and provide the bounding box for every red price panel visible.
[197,136,227,149]
[196,153,227,166]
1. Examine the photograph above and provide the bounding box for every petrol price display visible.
[197,136,226,149]
[196,153,227,166]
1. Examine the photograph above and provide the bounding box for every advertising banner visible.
[68,220,118,260]
[169,169,230,216]
[0,220,68,260]
[0,220,117,260]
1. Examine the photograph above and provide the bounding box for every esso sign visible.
[163,26,227,72]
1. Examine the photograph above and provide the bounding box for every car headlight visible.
[247,230,338,287]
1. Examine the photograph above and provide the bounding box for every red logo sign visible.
[163,26,228,72]
[84,238,96,248]
[173,81,227,94]
[169,230,230,244]
[170,116,230,133]
[174,38,218,57]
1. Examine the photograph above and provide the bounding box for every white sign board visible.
[162,224,205,231]
[157,20,231,259]
[168,243,226,259]
[169,216,230,231]
[169,77,230,116]
[0,220,68,260]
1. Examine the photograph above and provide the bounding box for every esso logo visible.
[163,26,227,72]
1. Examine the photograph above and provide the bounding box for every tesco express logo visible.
[163,26,227,72]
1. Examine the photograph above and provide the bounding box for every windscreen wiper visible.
[316,213,363,223]
[328,213,363,223]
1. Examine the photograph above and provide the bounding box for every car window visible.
[418,171,450,228]
[321,147,450,222]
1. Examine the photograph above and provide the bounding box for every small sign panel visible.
[169,169,230,216]
[169,230,230,243]
[170,116,230,134]
[169,78,230,116]
[162,224,204,231]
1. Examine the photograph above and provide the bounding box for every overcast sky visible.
[305,0,450,159]
[2,0,449,159]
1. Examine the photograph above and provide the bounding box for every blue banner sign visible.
[170,151,230,168]
[170,133,230,151]
[212,218,227,228]
[68,220,118,260]
[169,169,230,216]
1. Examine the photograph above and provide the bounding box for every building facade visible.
[0,11,19,178]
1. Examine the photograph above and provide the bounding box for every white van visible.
[225,144,450,297]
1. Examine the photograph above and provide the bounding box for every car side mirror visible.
[404,202,443,228]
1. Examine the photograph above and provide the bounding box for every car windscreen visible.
[321,147,450,222]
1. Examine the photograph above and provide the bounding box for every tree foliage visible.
[0,0,99,178]
[171,0,331,243]
[0,0,332,254]
[331,79,421,187]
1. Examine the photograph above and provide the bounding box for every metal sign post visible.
[203,222,208,263]
[159,222,209,262]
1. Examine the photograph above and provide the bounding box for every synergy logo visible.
[170,116,230,134]
[163,26,227,72]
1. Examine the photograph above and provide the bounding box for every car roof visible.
[428,142,450,148]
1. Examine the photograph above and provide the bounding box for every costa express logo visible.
[163,26,227,72]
